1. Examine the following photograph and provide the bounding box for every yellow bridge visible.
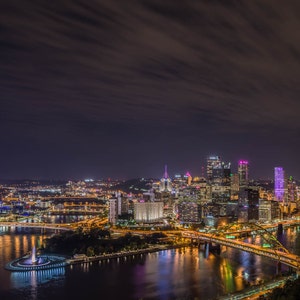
[182,221,300,272]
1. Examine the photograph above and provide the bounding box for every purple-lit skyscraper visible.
[274,167,285,202]
[238,160,249,186]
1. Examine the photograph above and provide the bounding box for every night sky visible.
[1,0,300,181]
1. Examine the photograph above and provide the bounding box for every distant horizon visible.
[0,174,294,183]
[0,161,297,182]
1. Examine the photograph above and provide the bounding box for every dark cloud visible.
[1,0,300,179]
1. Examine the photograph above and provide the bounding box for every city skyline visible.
[0,160,293,183]
[1,1,300,180]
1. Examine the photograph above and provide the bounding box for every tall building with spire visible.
[159,164,172,192]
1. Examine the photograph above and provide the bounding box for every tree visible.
[86,246,95,257]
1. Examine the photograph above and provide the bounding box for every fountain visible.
[31,245,38,264]
[16,246,50,267]
[5,245,69,271]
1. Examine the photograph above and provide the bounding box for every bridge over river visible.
[182,221,300,272]
[0,216,108,231]
[0,221,73,231]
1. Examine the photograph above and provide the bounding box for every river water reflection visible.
[0,225,299,300]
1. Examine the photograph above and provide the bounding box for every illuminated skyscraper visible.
[206,155,221,182]
[237,160,250,222]
[211,161,231,203]
[238,187,259,222]
[238,160,249,186]
[274,167,285,202]
[287,176,297,203]
[231,173,239,198]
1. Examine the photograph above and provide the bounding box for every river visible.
[0,224,299,300]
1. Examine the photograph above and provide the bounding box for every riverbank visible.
[4,242,190,272]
